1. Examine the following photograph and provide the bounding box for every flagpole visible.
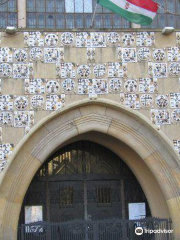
[90,2,98,28]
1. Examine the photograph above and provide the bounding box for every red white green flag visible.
[98,0,159,25]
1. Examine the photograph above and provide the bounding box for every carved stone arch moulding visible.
[0,99,180,240]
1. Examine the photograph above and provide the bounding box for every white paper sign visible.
[128,203,146,220]
[25,206,43,224]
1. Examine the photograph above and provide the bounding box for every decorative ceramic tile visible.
[24,32,44,47]
[109,78,122,92]
[173,140,180,154]
[56,63,76,78]
[167,47,180,62]
[92,79,108,94]
[148,62,167,78]
[45,33,59,47]
[78,79,107,94]
[136,32,155,46]
[156,94,169,109]
[172,109,180,122]
[0,143,14,160]
[87,32,106,48]
[124,94,140,109]
[93,64,106,78]
[139,78,158,93]
[122,33,135,47]
[30,47,43,61]
[153,49,166,61]
[44,48,60,63]
[176,32,180,47]
[61,32,74,46]
[87,48,95,62]
[78,79,91,94]
[25,78,46,94]
[0,47,13,62]
[46,94,65,110]
[108,62,127,78]
[0,95,13,111]
[140,94,153,108]
[170,93,180,108]
[0,160,7,172]
[31,95,44,109]
[0,112,13,126]
[13,63,33,79]
[14,111,34,127]
[137,47,151,61]
[151,110,171,125]
[107,32,120,46]
[46,80,60,94]
[77,65,91,78]
[0,63,12,77]
[169,62,180,76]
[13,49,28,63]
[120,48,137,62]
[14,96,28,111]
[124,79,138,93]
[76,32,89,47]
[62,78,75,93]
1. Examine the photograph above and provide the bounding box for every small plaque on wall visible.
[25,206,43,224]
[128,203,146,220]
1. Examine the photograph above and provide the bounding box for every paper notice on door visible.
[25,206,43,224]
[128,203,146,220]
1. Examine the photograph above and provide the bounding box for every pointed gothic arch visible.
[0,99,180,239]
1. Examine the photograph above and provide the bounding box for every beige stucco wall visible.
[0,30,179,170]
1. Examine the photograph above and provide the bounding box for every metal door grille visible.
[18,218,174,240]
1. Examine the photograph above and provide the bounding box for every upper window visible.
[0,0,17,28]
[26,0,130,29]
[143,0,180,29]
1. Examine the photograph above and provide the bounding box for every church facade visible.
[0,0,180,239]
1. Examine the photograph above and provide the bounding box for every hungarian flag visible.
[98,0,159,25]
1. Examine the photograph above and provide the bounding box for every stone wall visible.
[0,30,180,172]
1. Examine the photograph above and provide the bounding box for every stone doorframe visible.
[0,99,180,239]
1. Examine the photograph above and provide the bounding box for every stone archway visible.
[0,99,180,239]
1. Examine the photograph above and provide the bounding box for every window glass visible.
[84,14,92,28]
[75,15,84,28]
[27,0,36,12]
[75,0,83,13]
[8,0,16,11]
[36,0,45,12]
[56,0,65,13]
[65,0,74,13]
[84,0,93,13]
[46,14,55,28]
[56,14,65,28]
[104,14,112,28]
[0,13,7,27]
[37,13,45,28]
[27,13,36,28]
[66,14,74,28]
[0,0,17,28]
[46,0,55,12]
[26,0,133,29]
